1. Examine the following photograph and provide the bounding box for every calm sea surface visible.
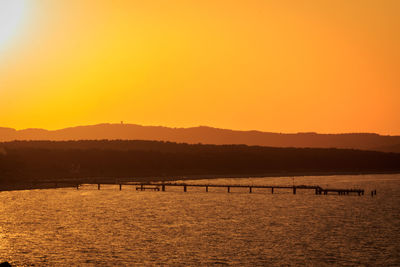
[1,174,400,266]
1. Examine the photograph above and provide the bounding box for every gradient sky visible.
[0,0,399,134]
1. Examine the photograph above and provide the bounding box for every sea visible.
[1,174,399,266]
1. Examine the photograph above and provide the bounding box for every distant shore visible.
[1,170,399,192]
[162,170,400,181]
[0,182,75,192]
[2,140,399,191]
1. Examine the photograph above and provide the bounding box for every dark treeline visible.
[1,140,400,183]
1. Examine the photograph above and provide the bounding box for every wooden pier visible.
[36,180,366,196]
[86,182,364,196]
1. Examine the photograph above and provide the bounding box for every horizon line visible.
[1,122,399,137]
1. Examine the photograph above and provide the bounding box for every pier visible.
[140,182,365,196]
[34,179,367,196]
[69,181,365,196]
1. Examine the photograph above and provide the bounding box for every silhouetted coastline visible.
[1,140,400,192]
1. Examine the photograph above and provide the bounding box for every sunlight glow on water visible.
[1,174,400,266]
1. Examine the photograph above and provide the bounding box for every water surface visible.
[1,174,399,266]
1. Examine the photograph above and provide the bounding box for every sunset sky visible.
[0,0,399,134]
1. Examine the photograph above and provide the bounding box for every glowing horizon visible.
[1,1,399,135]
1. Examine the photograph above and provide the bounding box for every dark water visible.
[1,174,399,266]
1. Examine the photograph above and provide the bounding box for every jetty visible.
[37,180,366,196]
[127,182,365,196]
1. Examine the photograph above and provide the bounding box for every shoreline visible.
[0,183,75,192]
[158,170,400,181]
[1,170,399,192]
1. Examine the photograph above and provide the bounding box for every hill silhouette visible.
[1,124,400,153]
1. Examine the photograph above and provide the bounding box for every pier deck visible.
[129,182,365,196]
[35,179,366,196]
[43,181,364,196]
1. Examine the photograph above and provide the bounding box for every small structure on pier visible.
[136,185,160,191]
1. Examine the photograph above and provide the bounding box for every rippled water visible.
[1,174,400,266]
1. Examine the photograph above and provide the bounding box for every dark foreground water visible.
[1,174,399,266]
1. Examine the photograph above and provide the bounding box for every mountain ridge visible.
[1,123,400,153]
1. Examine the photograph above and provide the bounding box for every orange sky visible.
[0,0,399,134]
